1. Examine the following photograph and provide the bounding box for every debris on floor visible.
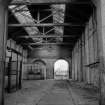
[5,80,99,105]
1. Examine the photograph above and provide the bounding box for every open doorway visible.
[33,60,47,80]
[26,59,47,80]
[54,59,69,80]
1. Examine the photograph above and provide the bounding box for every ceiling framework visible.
[8,0,94,50]
[22,43,74,45]
[17,35,78,38]
[8,23,85,27]
[10,0,92,5]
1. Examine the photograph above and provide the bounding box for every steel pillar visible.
[0,1,8,105]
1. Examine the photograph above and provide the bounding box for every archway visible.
[54,59,69,80]
[30,59,47,80]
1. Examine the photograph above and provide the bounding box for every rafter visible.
[45,28,55,35]
[22,42,74,45]
[8,23,85,27]
[17,35,78,38]
[39,13,53,23]
[10,0,92,5]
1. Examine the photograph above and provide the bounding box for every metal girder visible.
[22,42,74,45]
[18,35,77,38]
[12,8,64,13]
[23,56,72,59]
[8,23,85,27]
[39,13,53,23]
[10,0,92,5]
[45,28,55,35]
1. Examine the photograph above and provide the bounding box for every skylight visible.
[9,5,42,42]
[51,4,65,41]
[9,1,66,44]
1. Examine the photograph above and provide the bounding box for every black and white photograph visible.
[0,0,104,105]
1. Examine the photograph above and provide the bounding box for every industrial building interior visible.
[0,0,105,105]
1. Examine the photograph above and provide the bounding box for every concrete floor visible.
[5,80,99,105]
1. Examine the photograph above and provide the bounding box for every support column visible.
[0,1,8,105]
[99,0,105,104]
[93,0,105,104]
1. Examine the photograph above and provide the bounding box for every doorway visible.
[30,59,47,80]
[54,59,69,80]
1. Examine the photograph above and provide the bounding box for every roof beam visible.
[8,23,85,27]
[22,43,74,45]
[10,0,92,5]
[18,35,78,38]
[23,56,71,59]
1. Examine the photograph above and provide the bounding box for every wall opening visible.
[25,59,47,80]
[54,59,69,80]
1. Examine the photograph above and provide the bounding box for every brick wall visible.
[27,45,71,79]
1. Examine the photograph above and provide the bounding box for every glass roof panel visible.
[9,3,66,43]
[9,5,42,42]
[51,4,65,42]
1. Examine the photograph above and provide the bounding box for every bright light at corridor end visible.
[54,59,69,80]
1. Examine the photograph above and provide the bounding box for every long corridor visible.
[5,80,98,105]
[1,0,105,105]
